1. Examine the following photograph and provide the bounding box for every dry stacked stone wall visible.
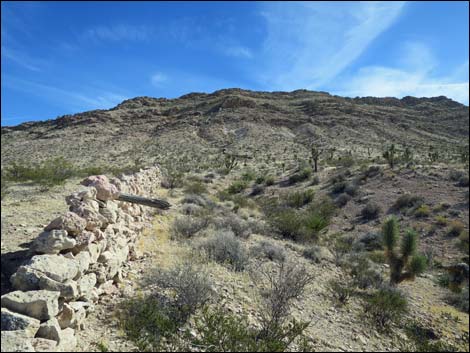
[1,167,163,352]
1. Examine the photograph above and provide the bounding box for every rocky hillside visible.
[2,89,469,169]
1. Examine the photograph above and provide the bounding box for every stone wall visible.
[1,167,164,352]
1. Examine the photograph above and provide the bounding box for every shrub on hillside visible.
[250,240,286,263]
[335,193,351,208]
[199,231,248,271]
[171,216,209,239]
[361,202,382,220]
[287,168,311,185]
[364,286,408,329]
[392,194,424,213]
[447,220,465,237]
[212,214,252,239]
[227,180,249,194]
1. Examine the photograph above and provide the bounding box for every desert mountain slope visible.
[2,89,468,168]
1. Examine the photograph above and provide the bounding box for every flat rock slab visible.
[1,290,60,321]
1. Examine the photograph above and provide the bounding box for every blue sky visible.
[1,1,469,126]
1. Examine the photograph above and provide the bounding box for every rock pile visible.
[1,167,163,352]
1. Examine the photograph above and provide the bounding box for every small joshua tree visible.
[311,143,322,173]
[223,152,238,173]
[382,217,427,285]
[383,144,396,169]
[428,146,439,164]
[402,146,413,164]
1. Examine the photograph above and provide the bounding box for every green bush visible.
[284,189,315,208]
[458,230,469,253]
[287,168,311,185]
[328,279,353,305]
[344,253,384,289]
[335,193,351,208]
[171,216,209,239]
[241,169,256,182]
[265,176,276,186]
[414,204,430,218]
[227,180,248,194]
[392,194,424,213]
[447,220,465,237]
[183,180,208,195]
[188,306,311,352]
[365,287,408,328]
[434,215,448,226]
[404,320,458,352]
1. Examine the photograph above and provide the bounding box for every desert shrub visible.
[302,245,324,263]
[404,320,458,352]
[392,194,424,213]
[241,169,256,182]
[180,203,205,216]
[368,250,386,264]
[227,180,248,194]
[457,175,469,187]
[161,159,185,189]
[268,209,305,241]
[287,168,311,185]
[181,194,207,207]
[361,202,381,220]
[434,215,448,226]
[212,214,252,239]
[344,253,384,289]
[335,155,355,168]
[331,181,347,194]
[448,286,469,313]
[335,193,351,207]
[250,184,264,196]
[449,170,468,185]
[255,175,266,184]
[255,262,314,333]
[328,279,353,305]
[458,230,469,253]
[284,189,315,208]
[120,261,212,351]
[447,220,465,237]
[149,261,213,320]
[265,176,275,186]
[171,216,209,239]
[199,231,248,271]
[355,232,383,251]
[332,235,354,265]
[250,241,286,263]
[119,296,180,351]
[363,165,381,178]
[414,204,430,218]
[364,286,408,328]
[310,175,320,185]
[189,306,311,352]
[1,174,9,200]
[344,182,359,196]
[183,180,207,195]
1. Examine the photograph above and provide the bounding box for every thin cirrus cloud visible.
[3,75,128,111]
[1,46,42,72]
[82,24,154,42]
[257,1,406,90]
[335,43,469,104]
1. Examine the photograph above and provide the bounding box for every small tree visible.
[382,217,426,285]
[223,153,238,173]
[428,146,439,164]
[383,144,396,169]
[402,146,413,164]
[310,143,322,173]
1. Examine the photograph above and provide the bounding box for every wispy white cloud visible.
[3,75,128,110]
[1,46,42,71]
[83,24,153,42]
[335,42,469,105]
[150,72,168,87]
[223,45,253,59]
[257,1,406,90]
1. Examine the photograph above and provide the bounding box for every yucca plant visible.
[382,217,427,285]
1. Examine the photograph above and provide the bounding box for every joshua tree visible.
[402,146,413,164]
[382,217,427,285]
[428,146,439,164]
[311,143,322,173]
[383,144,397,169]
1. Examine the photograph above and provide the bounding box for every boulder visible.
[36,318,61,342]
[31,338,58,352]
[56,328,77,352]
[81,175,119,201]
[1,307,41,337]
[74,251,91,276]
[1,290,60,321]
[31,230,76,254]
[1,330,35,352]
[56,303,74,329]
[44,212,87,236]
[23,254,79,283]
[10,266,43,291]
[38,277,79,300]
[77,273,97,298]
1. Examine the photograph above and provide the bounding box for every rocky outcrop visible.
[1,166,163,352]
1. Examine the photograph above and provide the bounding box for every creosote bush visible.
[227,180,249,194]
[365,286,408,329]
[287,168,311,185]
[392,194,424,213]
[328,279,353,305]
[335,193,351,208]
[284,189,315,208]
[447,220,465,237]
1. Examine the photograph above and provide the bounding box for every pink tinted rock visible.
[80,175,119,201]
[44,212,87,236]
